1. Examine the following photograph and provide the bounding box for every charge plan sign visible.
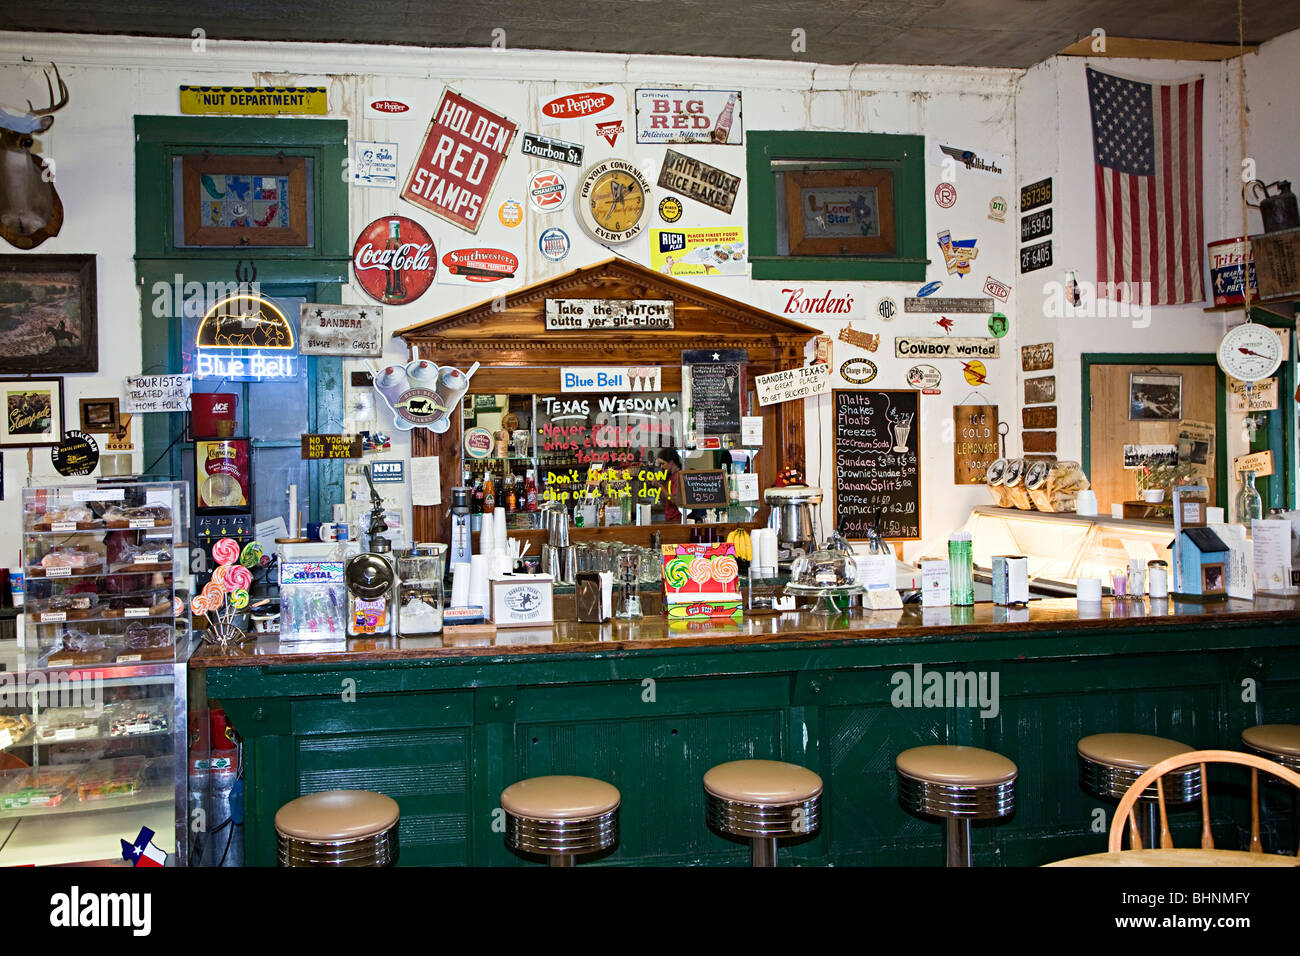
[402,88,518,233]
[124,374,192,414]
[544,299,674,331]
[561,367,663,393]
[755,365,831,406]
[895,337,1000,359]
[634,89,742,144]
[300,304,382,357]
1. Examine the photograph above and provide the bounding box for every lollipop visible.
[202,581,225,607]
[687,556,712,584]
[229,588,249,610]
[212,537,241,565]
[240,541,263,569]
[664,556,691,589]
[189,594,210,616]
[226,564,253,592]
[210,563,232,589]
[711,555,739,585]
[173,596,184,618]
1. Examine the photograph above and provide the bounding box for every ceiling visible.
[0,0,1295,68]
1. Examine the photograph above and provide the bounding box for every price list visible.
[832,389,921,540]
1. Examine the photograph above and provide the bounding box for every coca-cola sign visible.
[542,90,615,120]
[352,216,437,306]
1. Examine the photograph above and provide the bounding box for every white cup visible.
[1077,577,1103,603]
[1075,490,1098,516]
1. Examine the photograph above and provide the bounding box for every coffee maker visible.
[763,486,824,566]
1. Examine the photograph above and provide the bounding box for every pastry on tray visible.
[0,769,77,809]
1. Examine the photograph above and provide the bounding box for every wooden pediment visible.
[394,257,818,359]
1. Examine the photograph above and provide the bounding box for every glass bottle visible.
[1235,469,1263,524]
[483,472,495,513]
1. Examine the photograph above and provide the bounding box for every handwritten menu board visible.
[677,469,728,508]
[833,389,920,540]
[301,434,362,459]
[688,362,742,435]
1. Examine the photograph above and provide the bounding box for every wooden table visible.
[1046,849,1299,867]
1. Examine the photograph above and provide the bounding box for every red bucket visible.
[191,393,238,438]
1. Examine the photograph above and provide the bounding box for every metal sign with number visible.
[1020,208,1053,242]
[1020,177,1052,211]
[1020,239,1053,273]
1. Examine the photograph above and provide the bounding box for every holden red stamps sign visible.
[439,247,519,285]
[542,90,615,120]
[528,169,569,212]
[352,216,437,305]
[402,88,517,233]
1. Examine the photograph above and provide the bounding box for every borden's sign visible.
[542,90,615,120]
[402,88,518,233]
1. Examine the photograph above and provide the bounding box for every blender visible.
[762,486,824,567]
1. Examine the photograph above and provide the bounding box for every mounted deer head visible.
[0,63,68,249]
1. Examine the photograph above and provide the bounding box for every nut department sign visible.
[402,88,518,233]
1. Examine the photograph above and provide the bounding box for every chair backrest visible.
[1108,749,1300,854]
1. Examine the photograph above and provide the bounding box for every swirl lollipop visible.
[687,556,712,585]
[190,594,211,616]
[712,555,739,586]
[202,581,225,607]
[210,563,232,589]
[226,564,253,592]
[664,556,691,590]
[212,537,241,565]
[229,588,249,610]
[240,541,263,569]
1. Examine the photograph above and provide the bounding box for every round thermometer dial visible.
[1217,322,1283,383]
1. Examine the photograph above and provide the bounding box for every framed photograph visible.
[79,397,121,434]
[180,153,309,247]
[781,167,896,257]
[0,376,64,448]
[0,255,97,373]
[1201,562,1225,595]
[1129,372,1182,421]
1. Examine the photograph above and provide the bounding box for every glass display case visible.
[0,482,191,865]
[960,506,1176,596]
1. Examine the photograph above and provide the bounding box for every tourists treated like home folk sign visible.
[544,299,674,331]
[657,150,740,214]
[299,304,383,357]
[953,405,999,484]
[124,375,192,414]
[402,88,517,233]
[833,389,920,540]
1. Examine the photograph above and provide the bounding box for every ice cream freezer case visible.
[959,507,1176,596]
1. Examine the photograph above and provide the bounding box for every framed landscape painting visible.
[0,255,98,373]
[0,376,64,448]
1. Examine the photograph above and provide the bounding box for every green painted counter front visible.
[196,598,1300,866]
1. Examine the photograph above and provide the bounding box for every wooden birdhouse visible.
[1169,528,1230,598]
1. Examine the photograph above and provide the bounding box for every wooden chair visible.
[1108,749,1300,855]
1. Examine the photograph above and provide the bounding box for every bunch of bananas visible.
[725,528,752,562]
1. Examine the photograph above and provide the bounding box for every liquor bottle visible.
[525,470,539,512]
[383,219,407,302]
[483,473,495,513]
[710,94,737,144]
[505,475,517,513]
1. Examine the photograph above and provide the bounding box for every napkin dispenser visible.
[575,571,612,622]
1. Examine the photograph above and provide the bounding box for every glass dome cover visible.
[788,528,860,591]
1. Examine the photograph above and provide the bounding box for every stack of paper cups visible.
[468,554,491,611]
[1077,577,1102,603]
[449,562,471,607]
[480,517,495,559]
[751,528,778,578]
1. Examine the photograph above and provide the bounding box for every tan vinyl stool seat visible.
[895,745,1017,867]
[1077,733,1201,853]
[500,775,620,866]
[275,789,399,866]
[1242,725,1300,772]
[703,759,822,867]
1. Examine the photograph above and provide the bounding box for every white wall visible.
[0,32,1021,561]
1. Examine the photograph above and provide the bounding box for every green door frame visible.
[1080,353,1229,509]
[134,116,350,519]
[1238,307,1297,511]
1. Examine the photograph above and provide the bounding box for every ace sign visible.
[402,89,518,233]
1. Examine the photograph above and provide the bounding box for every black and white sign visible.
[51,431,99,477]
[544,299,674,331]
[1020,207,1053,242]
[299,304,383,357]
[520,132,584,166]
[1020,177,1053,211]
[1019,239,1054,274]
[124,375,192,414]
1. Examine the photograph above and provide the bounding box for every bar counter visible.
[193,596,1300,866]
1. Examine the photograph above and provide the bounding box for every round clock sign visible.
[352,216,437,306]
[1217,322,1282,383]
[576,159,651,244]
[52,430,99,477]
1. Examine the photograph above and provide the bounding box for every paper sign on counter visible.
[1209,523,1254,600]
[741,416,762,446]
[1252,518,1292,590]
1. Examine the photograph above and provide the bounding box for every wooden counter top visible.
[188,593,1300,668]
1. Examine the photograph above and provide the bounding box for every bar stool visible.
[703,759,822,867]
[1078,733,1200,849]
[1241,725,1300,771]
[275,789,399,866]
[500,775,620,866]
[895,745,1016,867]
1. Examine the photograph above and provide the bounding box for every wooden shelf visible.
[1202,297,1296,320]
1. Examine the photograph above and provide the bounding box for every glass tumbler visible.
[616,547,643,619]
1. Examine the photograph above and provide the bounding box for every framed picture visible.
[1201,562,1226,595]
[0,376,64,448]
[782,167,896,257]
[1129,372,1182,421]
[79,397,121,434]
[180,153,309,247]
[0,255,97,373]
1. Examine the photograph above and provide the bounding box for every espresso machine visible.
[763,486,823,567]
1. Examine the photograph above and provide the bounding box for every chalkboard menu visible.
[688,362,742,435]
[833,389,920,540]
[677,469,728,508]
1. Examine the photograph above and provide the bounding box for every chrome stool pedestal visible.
[275,789,400,867]
[895,745,1017,867]
[703,759,822,867]
[501,775,620,867]
[1241,725,1300,852]
[1078,733,1200,850]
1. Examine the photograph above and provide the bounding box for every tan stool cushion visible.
[275,790,399,841]
[1242,724,1300,759]
[500,775,620,820]
[895,745,1017,786]
[1077,733,1193,771]
[703,759,822,804]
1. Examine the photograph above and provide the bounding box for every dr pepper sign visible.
[402,88,518,233]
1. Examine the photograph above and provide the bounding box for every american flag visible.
[1086,68,1204,304]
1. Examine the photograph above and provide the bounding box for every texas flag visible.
[121,826,167,867]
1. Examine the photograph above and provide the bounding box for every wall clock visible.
[576,159,650,244]
[1217,322,1283,383]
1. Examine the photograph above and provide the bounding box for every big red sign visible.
[352,216,437,305]
[402,88,518,233]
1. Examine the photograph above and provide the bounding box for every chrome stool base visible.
[276,827,398,867]
[1079,756,1201,849]
[505,807,618,866]
[1242,744,1300,774]
[705,793,821,867]
[897,774,1015,868]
